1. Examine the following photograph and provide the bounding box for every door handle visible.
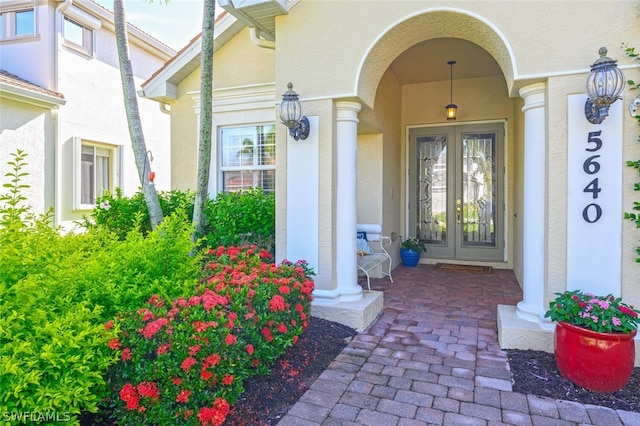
[456,198,462,223]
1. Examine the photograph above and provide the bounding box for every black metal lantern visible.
[278,82,310,140]
[445,60,458,121]
[585,47,625,124]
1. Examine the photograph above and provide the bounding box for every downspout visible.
[250,27,275,50]
[54,0,72,227]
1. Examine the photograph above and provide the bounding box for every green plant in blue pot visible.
[400,237,425,267]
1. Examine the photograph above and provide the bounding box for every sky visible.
[95,0,206,51]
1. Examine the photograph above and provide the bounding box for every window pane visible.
[64,18,84,46]
[220,124,276,193]
[258,125,276,165]
[95,148,110,198]
[81,145,95,204]
[15,9,34,36]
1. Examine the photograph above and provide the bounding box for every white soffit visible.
[218,0,289,41]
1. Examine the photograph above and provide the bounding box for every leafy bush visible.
[84,188,195,240]
[0,151,203,422]
[104,246,313,425]
[203,188,275,252]
[86,187,276,253]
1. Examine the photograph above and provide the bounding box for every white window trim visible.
[73,137,121,211]
[62,16,95,57]
[0,4,37,41]
[219,123,276,193]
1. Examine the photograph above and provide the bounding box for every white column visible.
[335,101,363,301]
[517,83,547,322]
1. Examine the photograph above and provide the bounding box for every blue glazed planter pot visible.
[400,248,421,267]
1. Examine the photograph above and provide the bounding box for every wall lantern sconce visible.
[445,60,458,121]
[279,82,310,140]
[585,47,625,124]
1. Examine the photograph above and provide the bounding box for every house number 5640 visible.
[582,131,602,223]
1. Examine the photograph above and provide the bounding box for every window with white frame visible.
[74,139,120,210]
[220,124,276,193]
[63,16,93,56]
[0,6,36,40]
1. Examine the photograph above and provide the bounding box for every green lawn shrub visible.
[104,246,314,425]
[84,187,195,240]
[0,152,202,423]
[85,187,276,253]
[202,188,275,252]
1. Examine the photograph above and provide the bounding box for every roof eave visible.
[0,84,66,109]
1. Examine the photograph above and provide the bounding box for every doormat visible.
[434,263,493,273]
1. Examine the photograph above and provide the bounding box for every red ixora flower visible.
[136,382,159,399]
[119,383,139,410]
[198,398,230,426]
[141,317,169,339]
[176,389,191,403]
[222,374,234,386]
[181,356,197,372]
[225,333,237,345]
[104,320,114,331]
[108,338,121,350]
[278,285,290,295]
[261,327,273,342]
[268,295,285,312]
[246,344,254,355]
[121,347,132,362]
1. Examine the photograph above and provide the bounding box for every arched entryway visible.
[353,8,521,268]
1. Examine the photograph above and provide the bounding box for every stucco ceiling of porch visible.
[389,37,502,84]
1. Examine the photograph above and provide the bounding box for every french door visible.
[409,123,504,262]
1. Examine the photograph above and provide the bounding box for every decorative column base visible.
[311,290,383,332]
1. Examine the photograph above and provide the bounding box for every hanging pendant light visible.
[445,60,457,121]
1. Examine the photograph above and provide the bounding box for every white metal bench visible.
[356,224,393,291]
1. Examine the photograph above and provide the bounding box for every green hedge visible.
[86,187,275,253]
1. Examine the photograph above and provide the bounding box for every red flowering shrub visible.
[105,246,314,425]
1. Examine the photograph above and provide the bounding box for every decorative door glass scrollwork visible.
[461,133,496,247]
[417,136,447,245]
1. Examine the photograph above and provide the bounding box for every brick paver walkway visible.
[278,265,640,425]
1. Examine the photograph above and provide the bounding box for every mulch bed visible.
[507,349,640,413]
[223,318,357,425]
[83,320,639,424]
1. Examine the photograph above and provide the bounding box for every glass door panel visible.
[409,124,504,262]
[417,135,448,245]
[461,132,496,247]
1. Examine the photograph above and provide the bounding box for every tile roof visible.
[0,69,65,101]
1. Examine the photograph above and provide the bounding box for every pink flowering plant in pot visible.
[545,290,639,392]
[104,246,314,425]
[545,290,640,334]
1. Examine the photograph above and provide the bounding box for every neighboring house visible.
[141,0,640,363]
[0,0,175,229]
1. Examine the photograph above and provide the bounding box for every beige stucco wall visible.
[271,0,639,309]
[170,27,277,191]
[171,69,201,191]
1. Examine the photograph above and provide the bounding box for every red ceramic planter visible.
[554,321,636,393]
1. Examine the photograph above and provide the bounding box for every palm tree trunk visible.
[192,0,216,242]
[113,0,164,230]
